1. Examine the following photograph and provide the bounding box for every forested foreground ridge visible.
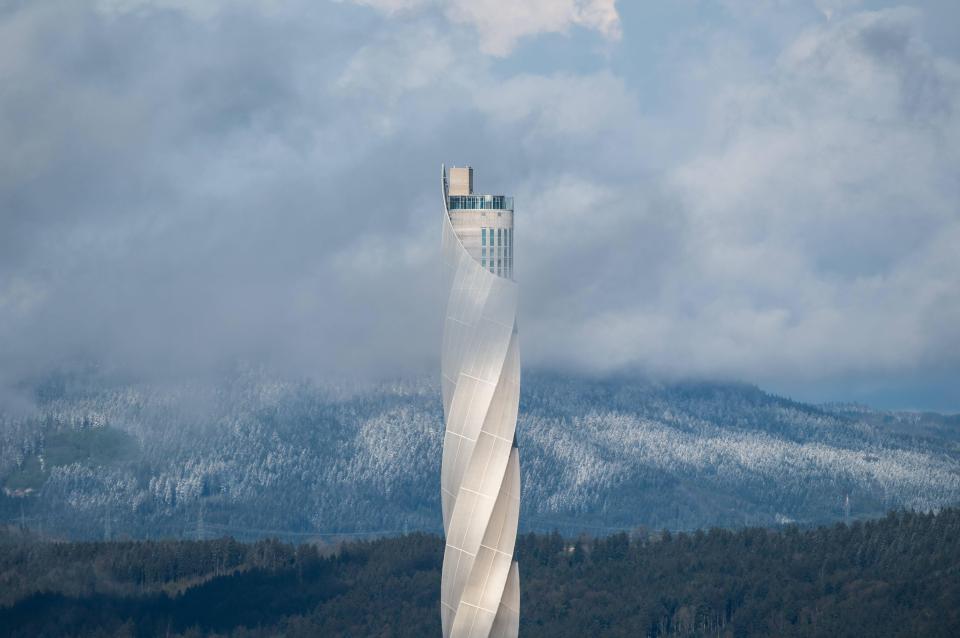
[2,367,959,539]
[1,508,959,637]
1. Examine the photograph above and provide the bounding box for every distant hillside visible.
[1,508,959,637]
[1,368,958,540]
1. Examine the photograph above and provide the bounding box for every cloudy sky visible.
[1,0,958,410]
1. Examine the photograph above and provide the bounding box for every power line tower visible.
[196,501,206,541]
[104,502,112,541]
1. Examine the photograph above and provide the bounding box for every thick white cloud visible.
[444,0,620,56]
[563,8,960,383]
[350,0,621,56]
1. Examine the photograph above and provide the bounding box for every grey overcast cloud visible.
[1,0,958,411]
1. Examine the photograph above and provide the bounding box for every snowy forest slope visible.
[1,368,958,540]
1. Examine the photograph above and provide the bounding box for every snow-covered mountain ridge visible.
[1,369,957,540]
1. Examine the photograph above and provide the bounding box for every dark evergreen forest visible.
[2,508,958,637]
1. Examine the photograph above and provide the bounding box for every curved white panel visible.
[440,166,521,638]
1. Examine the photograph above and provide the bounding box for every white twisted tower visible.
[440,165,521,638]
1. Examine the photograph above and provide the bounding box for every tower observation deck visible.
[445,166,515,280]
